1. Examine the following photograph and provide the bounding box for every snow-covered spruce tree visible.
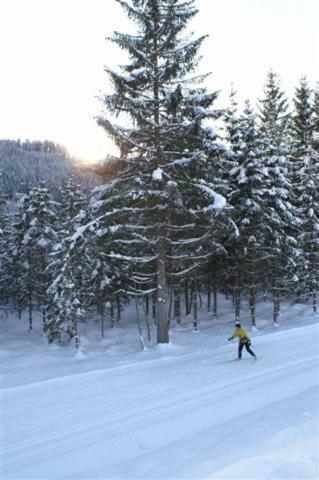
[224,86,242,158]
[258,71,300,321]
[57,174,89,238]
[223,87,243,319]
[6,183,57,328]
[0,180,9,304]
[45,179,92,346]
[227,101,269,326]
[96,0,228,342]
[258,71,290,149]
[45,216,93,346]
[291,78,314,151]
[5,195,31,318]
[25,183,57,327]
[290,79,319,312]
[296,150,319,313]
[312,83,319,152]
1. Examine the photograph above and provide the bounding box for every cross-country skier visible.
[228,321,257,359]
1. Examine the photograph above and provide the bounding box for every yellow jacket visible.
[229,327,250,343]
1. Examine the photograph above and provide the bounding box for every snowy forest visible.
[0,0,318,348]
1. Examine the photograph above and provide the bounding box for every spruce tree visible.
[0,179,9,304]
[7,194,33,323]
[258,71,299,321]
[45,217,92,346]
[290,79,319,312]
[45,177,91,345]
[312,83,319,152]
[227,101,267,325]
[291,77,313,150]
[224,87,243,319]
[259,71,290,148]
[96,0,228,342]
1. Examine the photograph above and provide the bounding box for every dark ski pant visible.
[238,340,256,359]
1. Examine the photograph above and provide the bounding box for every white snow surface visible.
[1,300,319,480]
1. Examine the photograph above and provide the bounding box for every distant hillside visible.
[0,139,73,195]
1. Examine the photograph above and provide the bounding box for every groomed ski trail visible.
[2,323,319,479]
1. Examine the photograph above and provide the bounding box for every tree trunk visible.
[234,264,241,320]
[73,307,79,349]
[249,285,256,327]
[28,282,33,331]
[156,253,169,343]
[184,281,189,315]
[249,256,256,327]
[135,298,144,350]
[110,300,114,328]
[145,295,149,318]
[273,293,280,324]
[188,283,194,316]
[116,296,121,323]
[213,283,217,319]
[144,304,151,342]
[152,292,157,325]
[174,281,181,325]
[207,288,211,311]
[193,277,198,330]
[313,291,317,314]
[42,309,46,332]
[273,274,280,324]
[100,302,105,337]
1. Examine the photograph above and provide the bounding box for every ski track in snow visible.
[2,321,319,479]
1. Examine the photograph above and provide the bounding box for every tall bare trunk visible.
[152,292,157,325]
[184,281,189,315]
[273,273,280,324]
[313,292,317,314]
[213,283,217,319]
[193,277,198,330]
[249,255,256,327]
[135,298,145,350]
[234,262,241,320]
[116,296,121,323]
[28,281,32,332]
[174,281,181,325]
[73,306,79,349]
[157,252,169,343]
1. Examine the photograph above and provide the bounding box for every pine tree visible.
[291,77,313,150]
[312,83,319,152]
[58,174,88,237]
[226,101,268,325]
[6,194,33,323]
[290,79,319,312]
[258,71,299,322]
[296,151,319,313]
[0,176,9,304]
[224,87,243,318]
[9,183,57,329]
[45,218,92,346]
[259,71,290,148]
[96,0,228,342]
[224,86,243,157]
[45,177,91,345]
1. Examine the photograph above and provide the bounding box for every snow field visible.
[1,300,319,479]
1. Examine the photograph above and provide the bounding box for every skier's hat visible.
[235,321,241,327]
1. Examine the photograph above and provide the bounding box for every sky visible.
[0,0,318,161]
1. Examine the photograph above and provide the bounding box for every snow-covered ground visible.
[2,298,319,479]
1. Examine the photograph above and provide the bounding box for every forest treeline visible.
[0,0,318,346]
[0,139,72,196]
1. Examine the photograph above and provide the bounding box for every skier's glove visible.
[228,338,232,341]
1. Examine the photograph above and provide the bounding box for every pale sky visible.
[0,0,318,161]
